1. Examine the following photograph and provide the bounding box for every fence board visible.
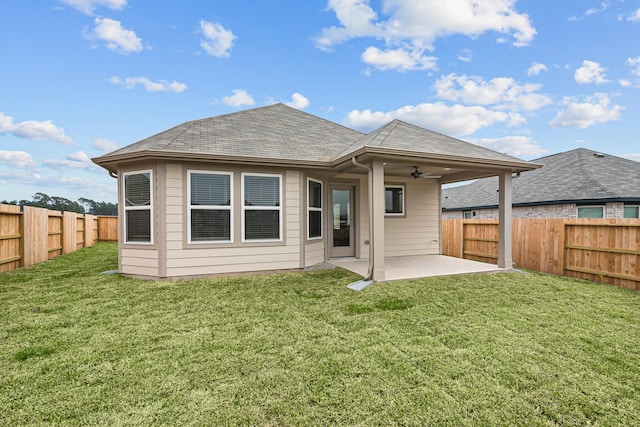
[0,204,22,272]
[442,217,640,291]
[0,204,119,274]
[23,206,49,267]
[48,210,63,259]
[97,216,118,241]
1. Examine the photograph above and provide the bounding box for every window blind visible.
[191,173,230,206]
[244,175,279,206]
[125,173,151,207]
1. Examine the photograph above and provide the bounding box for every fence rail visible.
[0,204,118,273]
[442,218,640,290]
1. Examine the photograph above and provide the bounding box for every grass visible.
[1,243,640,426]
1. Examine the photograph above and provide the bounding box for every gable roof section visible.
[338,120,526,165]
[442,148,640,210]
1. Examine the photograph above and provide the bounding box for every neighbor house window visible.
[463,211,473,219]
[242,173,282,241]
[577,206,604,218]
[123,170,153,244]
[308,178,322,239]
[385,185,405,216]
[188,171,232,243]
[624,206,640,218]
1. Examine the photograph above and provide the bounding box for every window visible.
[624,206,640,218]
[242,173,282,241]
[123,170,152,244]
[188,171,232,243]
[385,185,404,216]
[463,211,473,219]
[308,178,322,239]
[577,206,604,218]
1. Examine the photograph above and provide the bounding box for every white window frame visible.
[187,170,233,244]
[577,205,604,218]
[623,205,640,218]
[385,185,405,216]
[307,178,323,240]
[241,172,283,242]
[123,169,153,245]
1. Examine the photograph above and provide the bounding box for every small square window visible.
[577,206,604,218]
[624,206,639,218]
[385,186,404,216]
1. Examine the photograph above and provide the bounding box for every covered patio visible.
[331,255,507,282]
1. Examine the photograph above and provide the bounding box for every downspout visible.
[351,157,374,281]
[109,170,118,179]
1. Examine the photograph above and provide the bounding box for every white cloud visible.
[222,89,255,107]
[285,93,310,110]
[586,2,610,16]
[0,170,43,185]
[549,93,623,129]
[469,136,547,158]
[110,76,187,92]
[58,0,127,15]
[0,112,73,144]
[619,79,631,87]
[457,49,472,63]
[627,8,640,22]
[621,153,640,161]
[343,102,524,136]
[626,56,640,76]
[361,47,437,72]
[199,20,236,58]
[85,17,143,54]
[433,74,552,112]
[0,150,37,168]
[527,62,548,76]
[92,138,119,152]
[574,60,608,84]
[315,0,536,53]
[43,150,101,172]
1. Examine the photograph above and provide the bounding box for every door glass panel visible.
[332,189,351,247]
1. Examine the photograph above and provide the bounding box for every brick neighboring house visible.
[442,148,640,219]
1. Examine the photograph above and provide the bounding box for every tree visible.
[1,193,117,215]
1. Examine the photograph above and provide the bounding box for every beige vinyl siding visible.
[305,240,325,267]
[385,179,440,257]
[120,247,159,277]
[163,165,302,278]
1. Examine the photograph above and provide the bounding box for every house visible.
[442,148,640,220]
[92,104,540,281]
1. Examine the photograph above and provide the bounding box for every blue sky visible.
[2,0,640,203]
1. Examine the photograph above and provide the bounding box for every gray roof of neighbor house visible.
[93,103,538,174]
[442,148,640,210]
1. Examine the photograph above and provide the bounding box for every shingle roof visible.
[103,103,364,162]
[338,120,526,163]
[93,103,537,171]
[442,148,640,210]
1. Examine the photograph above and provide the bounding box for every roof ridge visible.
[375,120,400,147]
[576,149,619,197]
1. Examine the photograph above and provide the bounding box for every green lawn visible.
[1,243,639,426]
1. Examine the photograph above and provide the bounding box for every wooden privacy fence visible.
[0,204,118,273]
[442,218,640,290]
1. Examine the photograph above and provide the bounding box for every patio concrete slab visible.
[330,255,505,282]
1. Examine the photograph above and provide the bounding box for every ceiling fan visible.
[411,166,441,179]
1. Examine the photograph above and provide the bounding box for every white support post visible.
[371,160,385,281]
[498,172,513,269]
